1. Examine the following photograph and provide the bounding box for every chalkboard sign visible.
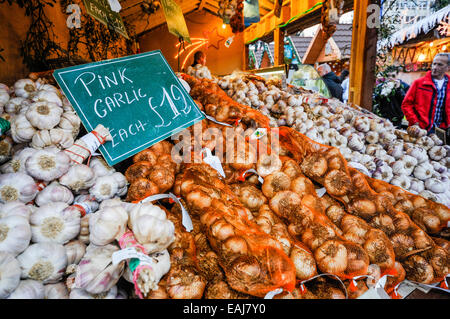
[53,50,204,166]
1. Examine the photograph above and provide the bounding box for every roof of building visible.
[252,23,353,68]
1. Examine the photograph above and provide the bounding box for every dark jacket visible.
[401,71,450,131]
[322,72,343,101]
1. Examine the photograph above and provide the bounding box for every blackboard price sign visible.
[53,50,204,166]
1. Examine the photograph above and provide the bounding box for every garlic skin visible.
[428,146,446,161]
[424,178,445,194]
[30,202,80,244]
[89,157,115,178]
[0,201,32,220]
[69,286,118,299]
[25,101,63,130]
[32,89,63,107]
[10,113,36,143]
[89,206,128,246]
[89,174,120,201]
[26,149,71,182]
[59,164,96,193]
[0,147,36,174]
[74,244,124,294]
[7,279,45,299]
[128,203,175,254]
[413,162,435,181]
[0,215,31,256]
[17,242,67,284]
[14,79,37,98]
[64,240,86,266]
[44,282,69,299]
[0,251,21,298]
[30,128,74,150]
[35,182,74,207]
[390,175,411,191]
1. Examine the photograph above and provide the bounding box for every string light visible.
[222,23,227,29]
[418,53,426,62]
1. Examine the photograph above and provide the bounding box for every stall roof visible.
[382,5,450,49]
[119,0,280,36]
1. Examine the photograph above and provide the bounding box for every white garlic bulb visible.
[416,135,435,151]
[409,178,425,194]
[17,242,67,283]
[69,286,118,299]
[0,147,37,174]
[406,147,428,164]
[365,131,379,144]
[0,251,21,298]
[30,202,80,244]
[0,172,38,204]
[44,282,69,299]
[424,178,445,194]
[347,134,365,152]
[58,111,81,138]
[391,160,408,175]
[25,101,63,130]
[89,157,115,178]
[386,143,404,160]
[128,203,175,254]
[74,244,124,294]
[10,113,36,143]
[89,206,128,246]
[402,155,418,175]
[14,79,36,98]
[30,128,74,150]
[35,182,74,207]
[372,165,393,183]
[26,149,71,181]
[64,240,86,266]
[59,164,96,193]
[413,162,434,181]
[0,136,13,165]
[0,215,31,256]
[32,89,63,107]
[89,174,119,201]
[390,175,411,190]
[428,146,446,161]
[0,201,32,220]
[7,279,45,299]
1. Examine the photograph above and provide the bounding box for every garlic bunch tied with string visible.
[10,113,36,143]
[0,251,21,298]
[128,203,175,254]
[17,242,67,283]
[135,249,171,295]
[30,202,80,244]
[30,128,74,150]
[73,243,125,294]
[89,172,128,201]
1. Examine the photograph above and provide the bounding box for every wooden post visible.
[349,0,378,110]
[243,44,250,71]
[273,27,285,66]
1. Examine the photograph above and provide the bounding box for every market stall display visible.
[0,63,448,300]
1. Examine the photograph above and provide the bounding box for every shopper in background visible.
[340,69,350,103]
[317,63,343,101]
[191,51,207,67]
[401,53,450,134]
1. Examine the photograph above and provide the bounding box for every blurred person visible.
[317,63,343,101]
[401,53,450,134]
[340,69,350,103]
[191,51,207,67]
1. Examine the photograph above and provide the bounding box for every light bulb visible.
[222,23,226,29]
[418,53,426,62]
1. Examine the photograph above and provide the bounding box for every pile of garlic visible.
[186,64,213,80]
[1,78,80,151]
[215,72,450,207]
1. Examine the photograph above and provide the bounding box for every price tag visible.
[202,148,226,178]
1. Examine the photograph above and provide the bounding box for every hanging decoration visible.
[321,0,344,39]
[160,0,191,43]
[230,0,244,33]
[244,0,260,27]
[218,0,238,24]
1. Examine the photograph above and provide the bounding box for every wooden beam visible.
[349,0,378,110]
[243,44,250,71]
[273,27,285,66]
[198,0,207,10]
[302,24,328,64]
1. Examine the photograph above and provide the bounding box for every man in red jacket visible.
[401,53,450,134]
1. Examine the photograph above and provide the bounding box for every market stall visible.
[0,0,448,301]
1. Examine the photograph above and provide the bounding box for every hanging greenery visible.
[60,0,136,63]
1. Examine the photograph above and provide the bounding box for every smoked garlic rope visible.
[179,164,296,297]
